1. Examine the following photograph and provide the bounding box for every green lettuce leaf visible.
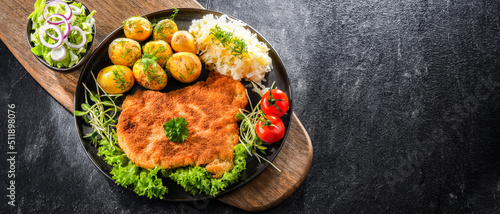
[95,129,249,198]
[28,0,45,21]
[112,161,140,187]
[134,166,167,199]
[167,143,250,196]
[97,135,168,199]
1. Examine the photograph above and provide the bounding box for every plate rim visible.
[73,7,293,201]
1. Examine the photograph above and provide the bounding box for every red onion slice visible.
[47,14,71,39]
[50,45,67,61]
[39,24,63,49]
[45,24,60,41]
[45,13,66,25]
[44,14,71,40]
[43,0,72,24]
[69,4,82,15]
[63,26,87,49]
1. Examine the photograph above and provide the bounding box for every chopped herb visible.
[209,25,248,58]
[185,64,195,76]
[112,67,130,90]
[140,58,163,83]
[169,8,179,20]
[155,20,174,32]
[178,73,186,81]
[145,46,153,54]
[156,45,165,53]
[142,54,155,59]
[151,17,159,28]
[123,15,142,26]
[164,56,172,70]
[117,39,127,45]
[121,48,132,59]
[188,67,194,76]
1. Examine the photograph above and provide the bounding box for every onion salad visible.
[28,0,95,68]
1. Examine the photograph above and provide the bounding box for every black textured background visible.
[2,0,500,213]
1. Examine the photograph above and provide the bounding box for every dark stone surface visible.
[2,0,500,213]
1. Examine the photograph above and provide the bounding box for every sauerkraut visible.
[189,14,272,83]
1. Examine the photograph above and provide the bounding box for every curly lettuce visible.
[166,143,250,196]
[97,136,167,199]
[96,135,248,198]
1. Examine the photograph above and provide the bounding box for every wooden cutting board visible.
[0,0,313,211]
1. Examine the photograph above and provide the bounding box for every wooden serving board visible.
[0,0,313,211]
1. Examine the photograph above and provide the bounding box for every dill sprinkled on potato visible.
[141,58,164,84]
[121,48,132,59]
[112,67,130,90]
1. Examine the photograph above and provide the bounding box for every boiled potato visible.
[171,30,197,54]
[153,19,178,44]
[133,58,167,90]
[96,65,135,94]
[108,38,142,67]
[166,52,202,83]
[143,40,173,68]
[123,16,152,41]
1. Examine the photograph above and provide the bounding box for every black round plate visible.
[74,8,292,201]
[26,0,96,71]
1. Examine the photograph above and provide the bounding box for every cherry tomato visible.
[261,89,289,117]
[255,115,285,144]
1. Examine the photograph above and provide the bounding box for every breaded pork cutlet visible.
[116,72,248,178]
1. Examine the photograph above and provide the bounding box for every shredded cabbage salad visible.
[28,0,95,68]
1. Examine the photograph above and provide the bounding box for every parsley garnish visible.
[163,117,189,142]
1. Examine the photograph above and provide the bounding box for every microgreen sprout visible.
[235,83,281,172]
[75,72,122,148]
